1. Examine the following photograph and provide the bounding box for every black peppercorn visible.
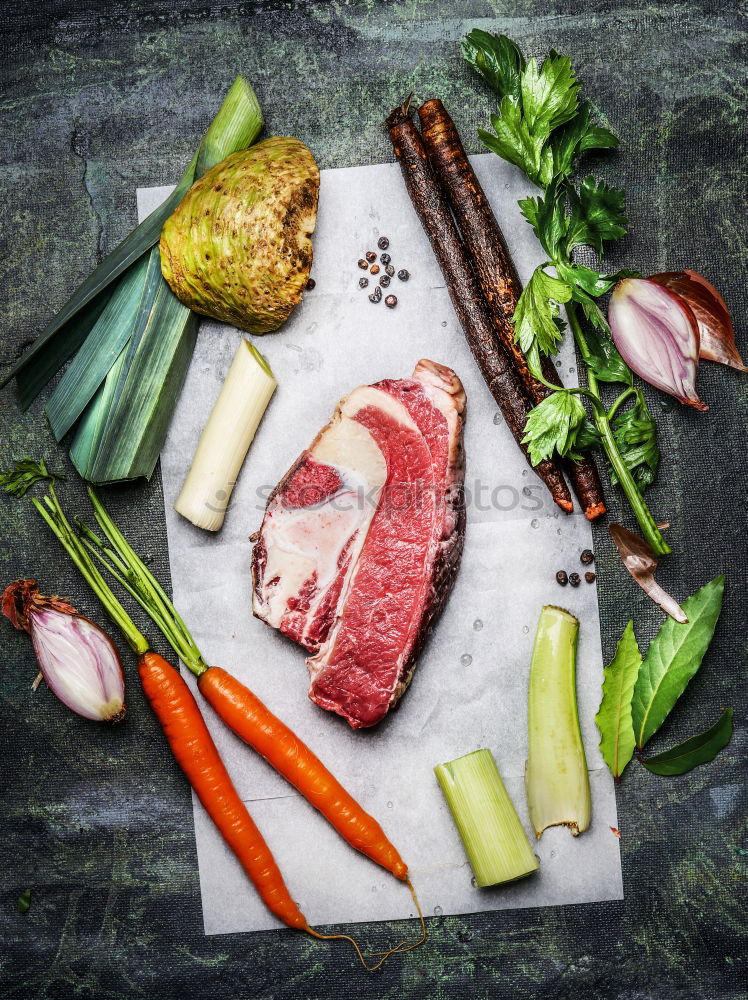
[385,294,397,308]
[397,269,410,281]
[368,287,382,303]
[556,570,568,586]
[377,236,389,250]
[585,571,596,584]
[365,250,377,263]
[580,549,594,565]
[380,252,391,265]
[569,572,581,587]
[358,259,368,270]
[370,263,380,275]
[385,264,395,276]
[379,274,391,287]
[358,276,369,289]
[305,278,316,290]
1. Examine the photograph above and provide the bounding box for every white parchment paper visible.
[138,151,622,935]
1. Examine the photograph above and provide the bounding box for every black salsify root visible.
[304,877,427,972]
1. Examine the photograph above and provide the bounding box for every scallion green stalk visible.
[435,750,539,887]
[525,606,591,837]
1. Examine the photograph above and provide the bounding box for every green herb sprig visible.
[463,31,667,554]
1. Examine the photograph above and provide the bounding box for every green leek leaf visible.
[16,288,113,410]
[1,159,197,394]
[631,575,725,749]
[595,620,641,779]
[73,264,199,483]
[3,75,263,402]
[70,342,129,475]
[45,253,161,440]
[640,708,733,776]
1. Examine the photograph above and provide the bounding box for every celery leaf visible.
[461,30,525,101]
[521,390,587,465]
[611,392,660,490]
[512,266,572,356]
[565,176,627,256]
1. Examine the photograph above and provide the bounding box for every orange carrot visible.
[31,484,426,969]
[138,652,307,930]
[198,666,408,880]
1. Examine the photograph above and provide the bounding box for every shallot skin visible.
[650,270,747,373]
[609,278,708,411]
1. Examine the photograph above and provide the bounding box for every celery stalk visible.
[435,750,539,887]
[525,606,591,837]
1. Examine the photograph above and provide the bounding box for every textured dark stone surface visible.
[0,2,745,997]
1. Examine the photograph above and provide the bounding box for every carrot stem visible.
[79,489,208,675]
[31,486,149,655]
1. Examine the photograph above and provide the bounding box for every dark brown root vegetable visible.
[385,97,573,514]
[418,98,606,521]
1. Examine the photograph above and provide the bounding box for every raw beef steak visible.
[252,358,466,728]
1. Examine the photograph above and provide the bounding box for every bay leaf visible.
[595,620,641,779]
[632,575,724,748]
[641,707,733,776]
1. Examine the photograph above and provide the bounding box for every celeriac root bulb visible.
[174,340,276,531]
[525,605,591,837]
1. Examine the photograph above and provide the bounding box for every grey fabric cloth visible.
[1,2,745,996]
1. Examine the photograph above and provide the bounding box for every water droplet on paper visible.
[473,619,483,631]
[470,876,478,888]
[550,850,556,858]
[386,801,393,809]
[493,412,503,425]
[441,321,447,328]
[568,367,575,374]
[522,486,531,496]
[522,625,530,634]
[531,518,539,528]
[460,653,473,667]
[433,905,443,916]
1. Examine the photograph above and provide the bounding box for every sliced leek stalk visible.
[174,340,276,531]
[525,605,591,838]
[435,750,539,888]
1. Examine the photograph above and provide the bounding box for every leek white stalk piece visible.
[174,340,276,531]
[525,605,591,838]
[435,750,539,887]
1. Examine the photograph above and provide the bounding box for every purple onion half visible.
[3,579,126,722]
[609,277,708,410]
